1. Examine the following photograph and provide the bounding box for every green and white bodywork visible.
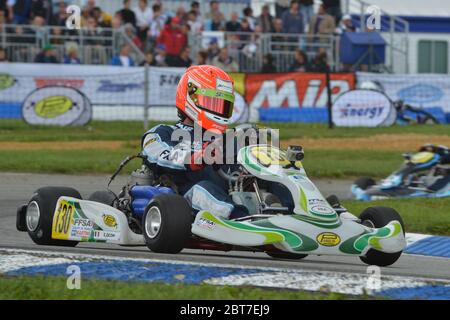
[192,145,406,256]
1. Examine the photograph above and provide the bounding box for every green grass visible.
[0,149,402,178]
[0,275,353,300]
[343,198,450,236]
[1,120,448,142]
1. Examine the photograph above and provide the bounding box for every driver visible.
[141,65,250,219]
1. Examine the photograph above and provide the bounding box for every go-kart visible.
[17,142,406,267]
[352,144,450,201]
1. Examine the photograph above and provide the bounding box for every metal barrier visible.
[0,24,144,65]
[190,31,339,73]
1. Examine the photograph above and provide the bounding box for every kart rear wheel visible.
[143,194,193,254]
[266,252,308,260]
[88,190,116,206]
[359,206,405,267]
[354,177,376,190]
[26,187,81,247]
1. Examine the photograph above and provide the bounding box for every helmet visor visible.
[189,86,234,119]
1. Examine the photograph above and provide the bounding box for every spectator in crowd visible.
[0,1,9,21]
[299,0,314,32]
[34,44,59,63]
[196,49,208,65]
[0,9,7,25]
[238,18,253,40]
[154,43,167,66]
[261,54,276,73]
[205,11,224,31]
[63,47,81,64]
[92,6,112,27]
[309,48,329,72]
[212,47,239,72]
[281,1,304,34]
[206,37,220,61]
[0,47,8,62]
[175,6,187,26]
[170,45,192,67]
[30,0,52,23]
[124,23,143,51]
[337,14,357,33]
[275,0,290,19]
[157,16,186,66]
[11,0,33,24]
[289,49,310,72]
[205,0,224,22]
[243,6,256,30]
[187,10,202,34]
[117,0,136,27]
[322,0,342,24]
[308,4,336,42]
[225,12,240,32]
[134,0,152,42]
[257,5,274,33]
[110,44,135,66]
[51,1,68,26]
[140,50,156,66]
[190,1,200,17]
[271,18,286,50]
[83,16,104,45]
[148,4,166,46]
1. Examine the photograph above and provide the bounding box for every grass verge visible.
[342,197,450,236]
[0,275,353,300]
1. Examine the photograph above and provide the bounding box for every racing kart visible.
[352,144,450,201]
[17,142,406,267]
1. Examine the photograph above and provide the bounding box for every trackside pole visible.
[144,63,149,131]
[326,67,333,129]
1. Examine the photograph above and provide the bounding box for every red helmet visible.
[176,65,235,133]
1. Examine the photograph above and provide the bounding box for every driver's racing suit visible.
[141,122,293,219]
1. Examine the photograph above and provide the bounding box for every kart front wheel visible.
[266,251,308,260]
[143,194,193,254]
[26,187,81,247]
[359,206,405,267]
[354,177,376,190]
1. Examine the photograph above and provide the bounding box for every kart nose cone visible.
[26,201,40,231]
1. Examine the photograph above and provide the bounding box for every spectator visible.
[0,1,8,21]
[110,44,135,66]
[63,47,81,64]
[205,0,224,22]
[243,6,256,30]
[322,0,342,24]
[148,4,165,43]
[175,6,187,25]
[134,0,152,42]
[187,10,202,34]
[308,4,336,42]
[170,45,192,67]
[190,1,200,17]
[212,47,239,72]
[30,0,52,23]
[206,37,220,61]
[261,54,276,73]
[34,44,59,63]
[299,0,314,32]
[337,14,357,33]
[51,1,68,26]
[157,16,186,66]
[154,43,167,66]
[117,0,136,27]
[92,6,112,27]
[257,5,274,33]
[225,12,240,32]
[289,49,310,72]
[196,49,208,65]
[281,1,304,34]
[83,16,103,45]
[205,11,224,31]
[275,0,290,19]
[309,48,329,72]
[140,50,156,66]
[124,23,143,51]
[0,47,8,62]
[11,0,33,24]
[271,18,286,50]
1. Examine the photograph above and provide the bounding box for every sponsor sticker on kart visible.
[93,230,120,241]
[102,214,118,228]
[196,217,216,230]
[316,232,341,246]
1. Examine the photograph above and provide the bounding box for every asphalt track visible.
[1,173,449,281]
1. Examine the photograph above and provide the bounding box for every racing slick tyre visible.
[354,177,376,190]
[266,251,308,260]
[359,206,405,267]
[143,194,193,254]
[88,190,116,206]
[26,187,81,247]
